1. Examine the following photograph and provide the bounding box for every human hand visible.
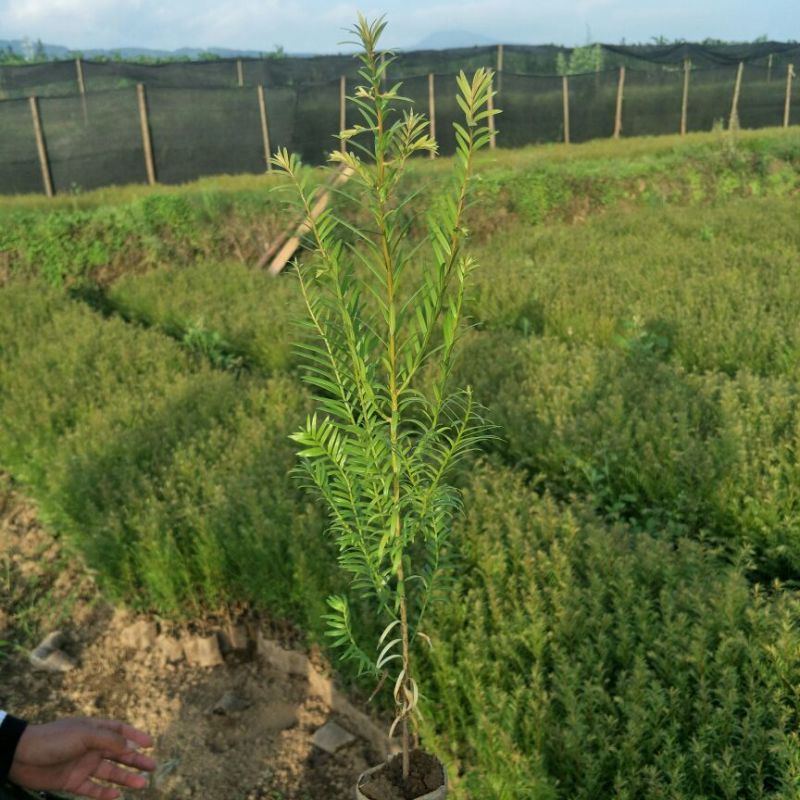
[9,717,156,800]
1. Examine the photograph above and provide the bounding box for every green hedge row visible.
[0,283,335,622]
[81,194,800,579]
[105,259,302,373]
[0,189,288,286]
[1,129,797,287]
[424,464,800,799]
[465,195,800,378]
[456,330,800,578]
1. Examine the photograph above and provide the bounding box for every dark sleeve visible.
[0,715,28,784]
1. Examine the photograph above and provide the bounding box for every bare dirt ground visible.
[0,473,387,800]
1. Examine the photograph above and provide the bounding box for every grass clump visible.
[106,260,303,374]
[465,196,800,378]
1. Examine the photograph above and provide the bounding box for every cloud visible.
[0,0,796,52]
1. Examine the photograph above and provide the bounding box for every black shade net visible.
[146,87,265,184]
[81,59,243,91]
[0,98,42,194]
[685,66,741,132]
[623,67,685,137]
[1,50,797,195]
[2,41,797,100]
[567,70,620,142]
[0,59,78,99]
[738,65,793,130]
[37,88,145,192]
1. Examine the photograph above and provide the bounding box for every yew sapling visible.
[272,15,498,782]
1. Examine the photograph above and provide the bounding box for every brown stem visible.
[398,558,411,780]
[368,38,413,782]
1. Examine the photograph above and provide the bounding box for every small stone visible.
[111,607,133,628]
[31,649,77,672]
[256,633,309,676]
[37,630,65,650]
[210,690,252,715]
[312,720,356,754]
[308,666,335,705]
[120,620,158,651]
[156,635,184,664]
[30,631,76,672]
[219,624,249,653]
[261,702,299,732]
[182,633,224,668]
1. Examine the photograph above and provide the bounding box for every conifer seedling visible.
[272,14,498,787]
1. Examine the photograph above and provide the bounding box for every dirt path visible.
[0,473,387,800]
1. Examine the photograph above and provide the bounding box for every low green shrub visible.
[423,464,800,799]
[465,196,800,378]
[0,189,288,286]
[0,283,335,621]
[106,260,302,373]
[453,328,800,577]
[2,129,797,287]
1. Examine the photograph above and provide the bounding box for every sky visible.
[0,0,798,53]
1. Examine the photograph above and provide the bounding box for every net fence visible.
[1,47,797,195]
[38,88,146,192]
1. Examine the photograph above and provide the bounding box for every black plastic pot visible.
[355,751,447,800]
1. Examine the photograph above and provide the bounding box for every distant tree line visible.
[0,40,286,65]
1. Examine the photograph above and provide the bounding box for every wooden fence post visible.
[496,44,504,93]
[680,58,691,135]
[729,62,744,130]
[257,85,272,172]
[487,78,497,149]
[562,75,570,144]
[75,57,88,124]
[613,66,625,138]
[136,83,156,185]
[428,73,436,158]
[29,96,54,198]
[236,58,244,87]
[75,57,86,95]
[786,65,796,128]
[339,75,347,153]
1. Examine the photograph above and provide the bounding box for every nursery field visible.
[2,127,800,799]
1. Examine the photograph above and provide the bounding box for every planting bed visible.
[1,129,800,799]
[0,475,383,800]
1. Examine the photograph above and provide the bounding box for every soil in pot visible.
[359,750,444,800]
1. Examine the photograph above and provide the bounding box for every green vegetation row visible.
[0,284,335,623]
[424,465,800,799]
[2,129,798,287]
[457,196,800,575]
[103,194,800,578]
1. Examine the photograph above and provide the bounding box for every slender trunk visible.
[371,44,413,782]
[398,557,411,778]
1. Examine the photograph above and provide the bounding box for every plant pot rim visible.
[355,752,447,800]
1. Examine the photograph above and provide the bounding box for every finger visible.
[94,719,154,749]
[74,778,121,800]
[94,760,150,789]
[112,750,158,772]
